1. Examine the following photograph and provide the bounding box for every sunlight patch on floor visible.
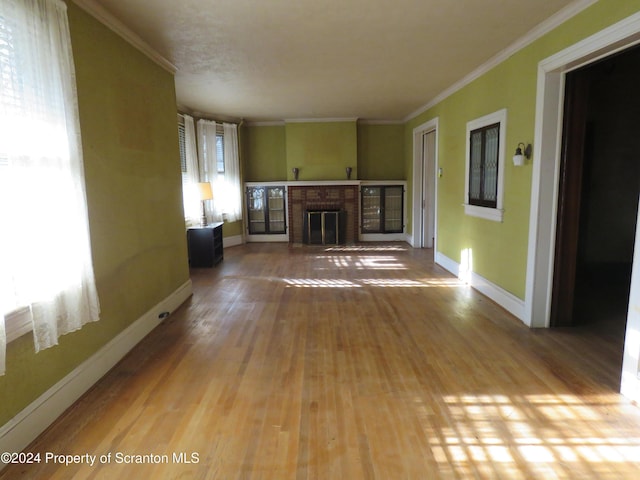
[283,277,467,288]
[315,254,407,270]
[323,245,408,252]
[425,393,640,472]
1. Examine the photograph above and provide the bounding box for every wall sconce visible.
[292,167,299,180]
[513,143,532,166]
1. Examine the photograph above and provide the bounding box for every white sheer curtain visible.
[196,119,242,223]
[0,0,100,374]
[222,122,242,222]
[196,119,219,223]
[181,114,201,224]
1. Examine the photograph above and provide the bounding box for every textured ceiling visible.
[85,0,580,122]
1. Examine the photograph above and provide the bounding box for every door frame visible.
[525,12,640,400]
[412,118,439,249]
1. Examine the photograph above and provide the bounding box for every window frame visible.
[464,109,507,222]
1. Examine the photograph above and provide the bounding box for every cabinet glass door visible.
[267,187,286,234]
[384,186,403,232]
[361,187,381,232]
[247,187,266,233]
[247,185,287,235]
[361,185,404,234]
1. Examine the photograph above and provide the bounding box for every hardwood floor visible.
[3,243,640,479]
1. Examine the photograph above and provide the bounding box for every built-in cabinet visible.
[245,184,287,240]
[360,184,405,234]
[244,181,406,243]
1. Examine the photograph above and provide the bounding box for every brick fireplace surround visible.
[287,182,359,244]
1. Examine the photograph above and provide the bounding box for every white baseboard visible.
[359,233,410,242]
[435,251,525,322]
[223,234,244,248]
[245,234,288,243]
[0,279,193,464]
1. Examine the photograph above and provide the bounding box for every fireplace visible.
[303,209,346,245]
[287,183,359,244]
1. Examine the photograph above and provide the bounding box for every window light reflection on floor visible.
[324,245,408,252]
[316,255,408,270]
[283,279,359,288]
[424,393,640,474]
[283,278,467,288]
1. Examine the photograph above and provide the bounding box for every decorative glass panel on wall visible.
[469,130,483,202]
[483,125,499,203]
[468,122,499,208]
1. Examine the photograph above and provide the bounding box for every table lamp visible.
[198,182,213,227]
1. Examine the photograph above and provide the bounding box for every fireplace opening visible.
[303,209,346,245]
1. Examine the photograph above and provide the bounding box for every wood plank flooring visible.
[2,243,640,479]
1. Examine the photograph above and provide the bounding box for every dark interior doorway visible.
[551,44,640,338]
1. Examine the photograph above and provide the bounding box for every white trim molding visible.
[284,118,358,124]
[4,307,32,344]
[525,10,640,329]
[436,251,525,321]
[0,280,193,463]
[522,9,640,403]
[244,121,286,127]
[223,234,244,248]
[412,118,439,249]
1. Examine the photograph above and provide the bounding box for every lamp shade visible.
[198,182,213,201]
[513,153,525,166]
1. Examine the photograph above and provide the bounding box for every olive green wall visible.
[242,124,287,181]
[285,121,358,180]
[0,2,189,426]
[242,122,405,182]
[357,124,405,180]
[404,0,640,300]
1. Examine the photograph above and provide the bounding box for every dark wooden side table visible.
[187,222,223,267]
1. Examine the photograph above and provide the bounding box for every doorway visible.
[551,45,640,334]
[412,119,438,250]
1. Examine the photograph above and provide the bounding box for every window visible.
[197,119,242,223]
[464,109,506,222]
[0,0,100,375]
[178,113,200,223]
[215,133,225,174]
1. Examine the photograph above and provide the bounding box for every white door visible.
[421,130,436,248]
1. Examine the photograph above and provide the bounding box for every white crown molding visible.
[244,120,286,127]
[404,0,598,122]
[284,117,359,124]
[72,0,177,74]
[357,119,405,126]
[248,118,404,126]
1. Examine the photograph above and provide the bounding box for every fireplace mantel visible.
[246,180,361,187]
[287,183,359,244]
